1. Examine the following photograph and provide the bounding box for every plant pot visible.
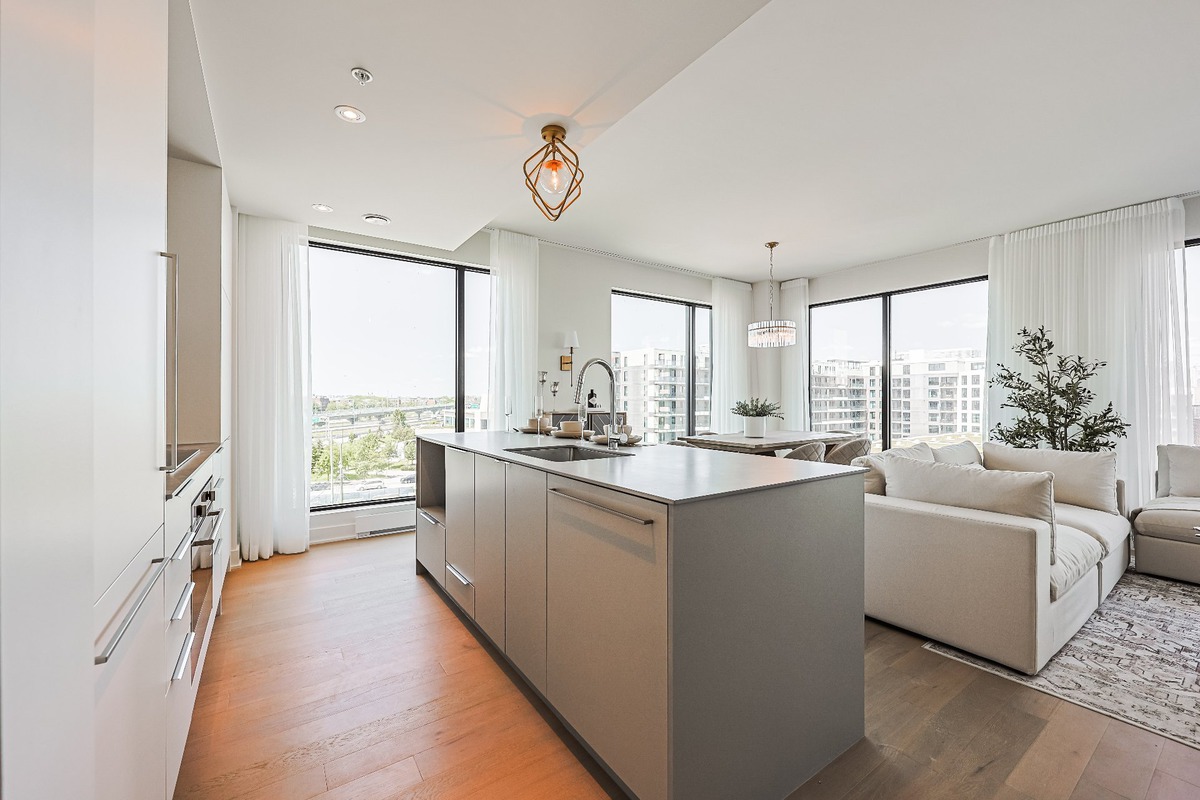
[743,416,767,438]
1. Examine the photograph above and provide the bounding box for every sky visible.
[309,248,489,398]
[810,280,989,363]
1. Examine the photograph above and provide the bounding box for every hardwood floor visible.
[176,534,1199,800]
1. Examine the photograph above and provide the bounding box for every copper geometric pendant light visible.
[523,124,584,221]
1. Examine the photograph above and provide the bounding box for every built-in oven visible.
[188,477,226,678]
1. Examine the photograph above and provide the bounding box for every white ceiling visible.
[188,0,768,251]
[192,0,1200,282]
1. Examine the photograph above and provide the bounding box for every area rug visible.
[923,572,1200,749]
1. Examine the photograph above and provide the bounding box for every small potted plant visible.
[731,397,783,438]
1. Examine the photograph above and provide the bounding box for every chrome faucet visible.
[573,357,622,450]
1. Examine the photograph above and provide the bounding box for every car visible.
[359,479,386,491]
[399,474,416,484]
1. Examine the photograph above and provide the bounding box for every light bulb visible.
[537,159,569,197]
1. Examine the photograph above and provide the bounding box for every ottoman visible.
[1132,497,1200,585]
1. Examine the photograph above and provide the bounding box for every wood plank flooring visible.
[176,534,1200,800]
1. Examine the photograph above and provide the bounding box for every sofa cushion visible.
[1160,444,1200,497]
[982,443,1118,515]
[1051,525,1104,601]
[1134,496,1200,544]
[881,458,1057,561]
[932,440,983,466]
[1054,503,1131,557]
[851,442,934,495]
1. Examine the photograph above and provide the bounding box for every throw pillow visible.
[882,458,1057,561]
[932,440,983,467]
[1163,444,1200,497]
[981,442,1117,515]
[852,442,935,494]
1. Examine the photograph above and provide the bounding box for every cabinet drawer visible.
[444,562,474,617]
[416,509,446,588]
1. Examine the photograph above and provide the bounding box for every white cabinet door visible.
[505,464,547,692]
[92,0,168,604]
[473,454,506,646]
[546,476,669,800]
[95,529,167,800]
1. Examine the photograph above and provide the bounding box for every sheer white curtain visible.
[488,229,539,429]
[236,215,310,561]
[710,277,753,433]
[987,197,1189,507]
[780,278,811,429]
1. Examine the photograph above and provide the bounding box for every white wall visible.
[1,0,97,796]
[810,195,1200,305]
[308,226,490,268]
[537,242,712,418]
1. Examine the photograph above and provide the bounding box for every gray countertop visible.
[418,430,865,505]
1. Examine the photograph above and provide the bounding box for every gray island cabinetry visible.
[415,431,866,800]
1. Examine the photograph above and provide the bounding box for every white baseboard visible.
[310,501,415,545]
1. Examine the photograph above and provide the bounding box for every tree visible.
[989,326,1130,452]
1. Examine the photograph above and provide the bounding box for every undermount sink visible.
[505,445,632,462]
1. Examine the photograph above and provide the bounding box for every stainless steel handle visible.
[171,529,198,561]
[212,477,224,490]
[95,557,169,665]
[159,251,179,473]
[172,632,195,682]
[418,509,442,527]
[548,488,653,525]
[171,581,195,622]
[211,533,224,565]
[446,563,470,586]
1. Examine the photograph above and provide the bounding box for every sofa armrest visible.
[865,495,1053,674]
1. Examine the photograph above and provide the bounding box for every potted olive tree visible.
[731,397,783,438]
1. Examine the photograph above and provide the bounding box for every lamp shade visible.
[560,331,580,349]
[747,320,797,348]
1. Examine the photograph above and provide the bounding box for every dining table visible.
[676,429,856,456]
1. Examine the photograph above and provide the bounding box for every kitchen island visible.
[415,431,866,800]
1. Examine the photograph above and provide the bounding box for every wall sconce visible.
[560,331,579,386]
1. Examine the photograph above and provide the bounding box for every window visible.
[809,297,885,450]
[611,292,711,443]
[1186,239,1200,439]
[810,277,987,451]
[309,244,488,510]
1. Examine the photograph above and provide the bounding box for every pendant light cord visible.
[766,242,778,319]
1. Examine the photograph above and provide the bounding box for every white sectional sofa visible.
[853,441,1130,675]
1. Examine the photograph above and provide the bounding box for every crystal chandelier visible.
[523,124,584,221]
[747,241,796,348]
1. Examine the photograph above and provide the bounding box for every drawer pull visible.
[418,509,443,527]
[171,581,195,622]
[94,557,169,666]
[446,563,471,586]
[171,530,197,561]
[172,632,195,682]
[548,488,653,526]
[207,507,227,538]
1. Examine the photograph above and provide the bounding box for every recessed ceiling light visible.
[334,105,366,123]
[311,203,334,213]
[362,214,390,225]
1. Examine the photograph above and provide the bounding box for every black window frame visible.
[308,240,489,512]
[807,275,988,451]
[611,289,712,437]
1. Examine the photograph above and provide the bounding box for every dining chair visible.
[824,438,871,465]
[783,441,826,461]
